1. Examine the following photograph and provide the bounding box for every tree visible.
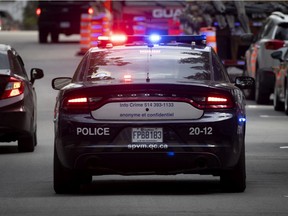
[22,1,38,30]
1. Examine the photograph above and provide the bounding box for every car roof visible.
[0,44,12,52]
[269,11,288,24]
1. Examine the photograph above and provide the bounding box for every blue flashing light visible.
[146,35,206,45]
[238,117,246,123]
[167,152,175,157]
[149,34,161,43]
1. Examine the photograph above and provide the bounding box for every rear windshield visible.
[83,46,211,82]
[275,24,288,40]
[0,52,9,70]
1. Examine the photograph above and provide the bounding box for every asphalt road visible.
[0,31,288,216]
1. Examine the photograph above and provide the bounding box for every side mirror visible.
[30,68,44,84]
[51,77,72,90]
[235,76,255,89]
[271,50,283,62]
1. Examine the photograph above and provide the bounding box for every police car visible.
[52,34,254,193]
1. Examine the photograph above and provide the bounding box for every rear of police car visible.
[53,35,249,193]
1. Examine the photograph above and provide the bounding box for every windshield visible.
[82,46,211,82]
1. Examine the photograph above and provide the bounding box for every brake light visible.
[207,96,227,103]
[63,96,102,112]
[192,95,234,109]
[265,40,285,50]
[68,97,87,103]
[206,96,233,108]
[1,77,24,99]
[36,8,41,16]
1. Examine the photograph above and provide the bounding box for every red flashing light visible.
[123,74,132,82]
[97,34,127,47]
[36,8,41,16]
[88,7,94,15]
[110,35,127,43]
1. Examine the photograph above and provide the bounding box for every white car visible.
[243,11,288,104]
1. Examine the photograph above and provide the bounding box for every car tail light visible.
[264,40,285,50]
[62,96,102,112]
[192,95,234,109]
[1,77,24,99]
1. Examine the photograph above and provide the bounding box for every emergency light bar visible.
[97,34,207,48]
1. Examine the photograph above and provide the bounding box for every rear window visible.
[82,47,211,82]
[0,52,9,70]
[275,24,288,40]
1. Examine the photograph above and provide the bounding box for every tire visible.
[18,133,35,152]
[242,68,255,100]
[273,86,284,111]
[53,147,92,194]
[243,88,255,100]
[220,145,246,193]
[51,31,59,43]
[255,71,270,104]
[285,87,288,115]
[39,29,49,43]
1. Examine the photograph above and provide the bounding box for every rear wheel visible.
[220,145,246,193]
[242,67,255,100]
[273,86,284,111]
[51,31,59,43]
[53,147,92,194]
[255,70,270,104]
[18,132,35,152]
[39,29,49,43]
[285,87,288,115]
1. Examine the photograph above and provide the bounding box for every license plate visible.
[132,128,163,143]
[60,22,70,28]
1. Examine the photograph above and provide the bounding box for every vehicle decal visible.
[91,101,204,120]
[76,127,110,136]
[128,143,168,150]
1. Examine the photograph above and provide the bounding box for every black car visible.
[0,44,43,152]
[36,0,94,43]
[52,34,254,193]
[271,47,288,114]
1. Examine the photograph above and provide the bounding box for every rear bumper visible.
[0,104,32,142]
[55,111,246,175]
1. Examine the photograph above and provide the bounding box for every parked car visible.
[0,44,44,152]
[51,34,254,194]
[271,47,288,114]
[242,11,288,104]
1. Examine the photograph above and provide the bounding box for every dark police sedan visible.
[0,44,43,152]
[52,35,254,193]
